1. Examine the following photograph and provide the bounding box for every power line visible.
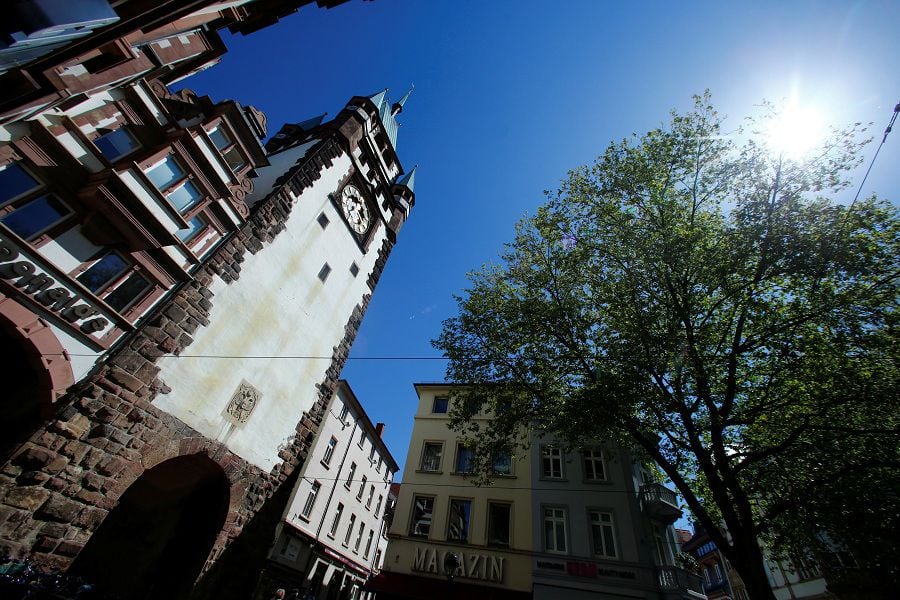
[849,100,899,209]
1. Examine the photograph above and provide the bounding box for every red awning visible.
[365,571,530,600]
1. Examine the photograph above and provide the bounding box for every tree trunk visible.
[727,528,778,600]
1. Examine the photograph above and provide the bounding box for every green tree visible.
[433,93,899,600]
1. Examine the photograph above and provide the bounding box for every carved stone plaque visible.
[226,380,261,424]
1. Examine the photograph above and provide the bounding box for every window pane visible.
[77,253,128,292]
[448,499,471,542]
[95,128,139,160]
[176,215,205,242]
[208,127,231,151]
[488,503,510,548]
[432,397,449,413]
[2,195,68,240]
[146,156,184,190]
[222,145,246,172]
[492,450,511,475]
[421,442,442,471]
[410,496,433,537]
[0,164,40,204]
[166,180,202,213]
[104,272,151,313]
[456,445,474,473]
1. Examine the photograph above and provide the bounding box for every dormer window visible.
[208,126,247,173]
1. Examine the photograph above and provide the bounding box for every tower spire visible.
[396,164,417,193]
[391,84,414,116]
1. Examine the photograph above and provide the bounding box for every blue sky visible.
[181,0,900,477]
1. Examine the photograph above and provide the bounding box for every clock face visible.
[340,185,370,234]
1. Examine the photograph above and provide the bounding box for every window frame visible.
[343,513,356,546]
[92,126,141,162]
[322,436,338,467]
[486,501,512,549]
[588,509,618,559]
[447,498,472,544]
[345,462,356,489]
[432,396,449,414]
[328,502,344,538]
[582,448,607,482]
[0,163,74,245]
[543,505,569,554]
[299,481,321,521]
[409,495,435,538]
[541,445,564,479]
[71,250,153,316]
[419,441,444,473]
[357,475,367,501]
[454,442,475,474]
[205,123,250,175]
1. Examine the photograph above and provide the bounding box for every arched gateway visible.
[70,454,230,599]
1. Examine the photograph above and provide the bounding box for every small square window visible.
[104,272,152,313]
[94,128,140,160]
[0,164,40,204]
[77,252,129,293]
[176,215,206,242]
[317,212,330,229]
[1,195,69,240]
[432,397,449,414]
[318,262,331,282]
[349,261,359,277]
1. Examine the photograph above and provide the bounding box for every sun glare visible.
[765,103,826,158]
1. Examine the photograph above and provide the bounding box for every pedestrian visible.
[270,589,285,600]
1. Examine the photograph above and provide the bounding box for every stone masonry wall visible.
[0,133,395,591]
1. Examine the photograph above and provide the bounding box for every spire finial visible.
[392,84,414,116]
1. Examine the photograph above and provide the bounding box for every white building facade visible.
[265,380,399,599]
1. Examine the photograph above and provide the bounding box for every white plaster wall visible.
[154,151,389,472]
[36,226,101,273]
[283,387,395,572]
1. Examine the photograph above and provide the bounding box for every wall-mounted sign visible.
[534,558,637,581]
[0,234,112,343]
[412,547,504,583]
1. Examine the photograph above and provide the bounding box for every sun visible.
[765,102,826,158]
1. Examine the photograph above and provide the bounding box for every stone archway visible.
[70,453,231,600]
[0,296,74,460]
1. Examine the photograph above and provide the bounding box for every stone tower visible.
[0,88,416,600]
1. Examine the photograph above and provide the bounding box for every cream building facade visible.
[372,384,705,600]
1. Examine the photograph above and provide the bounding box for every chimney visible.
[375,422,385,438]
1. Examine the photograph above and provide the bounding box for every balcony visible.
[657,566,707,599]
[640,482,682,523]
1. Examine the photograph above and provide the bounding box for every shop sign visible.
[412,547,504,583]
[0,234,111,339]
[566,560,636,580]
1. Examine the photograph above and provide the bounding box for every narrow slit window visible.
[318,262,331,282]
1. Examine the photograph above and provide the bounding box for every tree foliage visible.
[434,92,899,599]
